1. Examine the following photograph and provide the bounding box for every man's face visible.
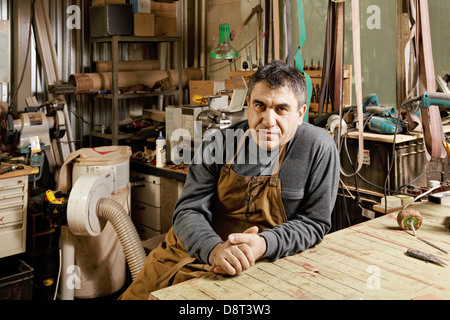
[246,81,306,150]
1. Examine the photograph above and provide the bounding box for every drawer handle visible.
[134,206,145,210]
[130,182,145,188]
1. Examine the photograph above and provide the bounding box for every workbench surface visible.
[151,202,450,300]
[0,166,38,180]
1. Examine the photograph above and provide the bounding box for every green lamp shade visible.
[210,24,239,59]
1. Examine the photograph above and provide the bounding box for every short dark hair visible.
[247,60,307,110]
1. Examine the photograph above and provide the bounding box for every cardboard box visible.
[132,0,151,13]
[134,13,155,36]
[155,16,177,36]
[92,0,127,6]
[152,0,177,36]
[151,1,177,17]
[89,4,133,38]
[189,80,233,105]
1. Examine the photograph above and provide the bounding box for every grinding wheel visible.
[397,207,423,231]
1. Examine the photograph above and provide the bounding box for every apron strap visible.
[222,129,251,174]
[269,143,288,179]
[225,129,252,166]
[221,128,288,179]
[154,256,196,289]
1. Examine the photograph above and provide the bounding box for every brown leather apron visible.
[120,131,288,300]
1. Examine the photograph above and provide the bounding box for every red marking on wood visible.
[327,246,446,291]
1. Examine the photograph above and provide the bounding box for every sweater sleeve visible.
[171,130,227,264]
[259,128,340,261]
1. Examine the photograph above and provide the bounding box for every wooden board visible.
[346,124,450,144]
[0,164,39,180]
[151,201,450,300]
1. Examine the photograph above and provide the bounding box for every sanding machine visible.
[0,99,67,180]
[1,99,66,147]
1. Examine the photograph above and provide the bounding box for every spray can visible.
[156,132,166,168]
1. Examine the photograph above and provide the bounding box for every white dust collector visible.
[57,146,146,300]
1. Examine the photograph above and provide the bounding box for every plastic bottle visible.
[156,132,166,168]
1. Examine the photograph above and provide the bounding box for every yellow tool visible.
[443,137,450,158]
[192,94,209,105]
[397,208,448,254]
[46,189,66,205]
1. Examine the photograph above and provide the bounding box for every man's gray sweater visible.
[172,121,340,265]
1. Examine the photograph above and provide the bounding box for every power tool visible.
[358,93,404,134]
[368,116,403,135]
[402,92,450,156]
[401,92,450,114]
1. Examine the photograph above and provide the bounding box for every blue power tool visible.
[361,94,403,134]
[368,116,403,134]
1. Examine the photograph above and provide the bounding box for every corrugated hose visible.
[96,198,147,280]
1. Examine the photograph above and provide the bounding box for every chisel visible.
[406,248,447,267]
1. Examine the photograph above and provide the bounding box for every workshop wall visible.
[206,0,450,108]
[6,0,450,150]
[206,0,262,81]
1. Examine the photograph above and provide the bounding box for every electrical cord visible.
[382,110,404,213]
[395,170,444,194]
[338,108,444,215]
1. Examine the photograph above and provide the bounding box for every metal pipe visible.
[194,0,199,68]
[201,0,206,78]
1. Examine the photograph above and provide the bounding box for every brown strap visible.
[154,256,196,289]
[405,0,445,161]
[225,129,287,178]
[331,2,345,112]
[319,1,337,116]
[416,0,445,161]
[269,143,287,178]
[341,0,365,177]
[226,129,251,166]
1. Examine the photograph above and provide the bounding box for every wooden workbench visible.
[151,201,450,300]
[0,165,39,180]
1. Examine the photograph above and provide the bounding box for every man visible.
[120,60,339,299]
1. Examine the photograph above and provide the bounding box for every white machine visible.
[1,98,66,148]
[1,100,67,179]
[44,147,146,300]
[12,111,66,149]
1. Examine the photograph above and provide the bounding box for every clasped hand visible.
[208,226,266,275]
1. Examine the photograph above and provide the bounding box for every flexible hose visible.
[96,198,147,280]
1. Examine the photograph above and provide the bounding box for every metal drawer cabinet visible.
[0,176,28,259]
